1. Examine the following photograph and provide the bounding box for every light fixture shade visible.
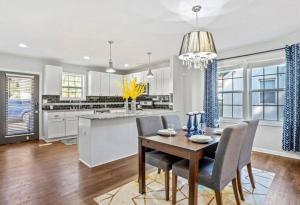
[146,69,154,78]
[179,31,217,60]
[106,68,116,73]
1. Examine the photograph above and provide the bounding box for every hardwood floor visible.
[0,140,299,205]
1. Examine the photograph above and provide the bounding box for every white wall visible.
[171,56,205,122]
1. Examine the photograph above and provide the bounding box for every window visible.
[218,63,286,122]
[250,65,286,121]
[61,73,84,99]
[218,68,244,119]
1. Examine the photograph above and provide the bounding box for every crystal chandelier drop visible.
[179,5,217,70]
[106,41,116,73]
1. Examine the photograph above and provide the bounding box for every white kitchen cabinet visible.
[65,112,78,136]
[87,71,101,96]
[43,110,94,140]
[43,65,63,95]
[100,72,110,96]
[109,74,123,96]
[155,69,163,95]
[162,67,171,95]
[45,112,65,138]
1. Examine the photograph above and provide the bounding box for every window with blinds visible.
[5,74,35,136]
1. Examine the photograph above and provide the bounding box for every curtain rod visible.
[217,47,285,62]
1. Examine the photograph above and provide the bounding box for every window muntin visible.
[218,68,244,119]
[218,63,286,122]
[61,73,84,99]
[250,64,286,121]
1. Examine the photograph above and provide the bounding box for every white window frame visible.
[218,52,285,126]
[60,72,86,101]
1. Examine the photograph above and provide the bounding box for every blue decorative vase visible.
[193,112,199,135]
[186,113,193,137]
[199,112,206,134]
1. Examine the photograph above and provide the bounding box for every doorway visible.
[0,71,39,144]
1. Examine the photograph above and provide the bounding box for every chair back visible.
[136,116,164,136]
[238,120,259,169]
[212,123,248,191]
[161,114,182,131]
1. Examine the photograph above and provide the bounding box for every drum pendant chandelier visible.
[179,5,217,70]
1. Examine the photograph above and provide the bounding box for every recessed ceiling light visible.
[83,56,90,60]
[124,64,129,67]
[18,43,27,48]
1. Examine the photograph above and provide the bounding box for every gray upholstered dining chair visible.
[161,114,182,131]
[136,116,180,201]
[171,123,248,205]
[236,119,259,201]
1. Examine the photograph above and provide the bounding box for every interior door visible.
[0,71,39,144]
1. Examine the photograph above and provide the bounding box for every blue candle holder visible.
[186,113,193,137]
[193,112,199,135]
[199,112,206,134]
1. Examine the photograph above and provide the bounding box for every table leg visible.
[188,153,199,205]
[138,138,145,194]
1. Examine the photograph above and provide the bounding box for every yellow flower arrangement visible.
[121,77,146,100]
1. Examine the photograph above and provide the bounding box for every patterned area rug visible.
[94,167,275,205]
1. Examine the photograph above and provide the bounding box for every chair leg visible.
[172,173,177,205]
[158,168,161,174]
[214,191,223,205]
[165,170,170,201]
[247,163,256,189]
[232,178,241,205]
[236,170,245,201]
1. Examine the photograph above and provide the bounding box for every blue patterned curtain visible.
[282,44,300,152]
[204,60,219,128]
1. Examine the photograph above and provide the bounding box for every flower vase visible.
[124,99,129,113]
[131,100,137,113]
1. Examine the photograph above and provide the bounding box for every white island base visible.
[78,110,175,168]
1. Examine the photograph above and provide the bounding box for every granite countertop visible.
[78,109,176,120]
[42,108,110,113]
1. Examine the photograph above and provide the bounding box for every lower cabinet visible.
[43,110,93,140]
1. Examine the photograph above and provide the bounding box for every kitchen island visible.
[78,110,175,168]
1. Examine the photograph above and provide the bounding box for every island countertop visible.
[78,109,176,120]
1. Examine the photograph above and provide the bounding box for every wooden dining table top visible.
[139,129,221,152]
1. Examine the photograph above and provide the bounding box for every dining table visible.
[138,128,221,205]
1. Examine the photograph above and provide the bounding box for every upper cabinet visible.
[88,71,101,96]
[109,74,123,96]
[147,67,172,95]
[100,72,110,96]
[44,65,63,95]
[87,71,123,96]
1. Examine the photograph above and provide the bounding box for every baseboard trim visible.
[253,147,300,160]
[79,154,137,168]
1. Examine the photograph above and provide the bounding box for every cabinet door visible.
[155,69,163,95]
[44,65,63,95]
[48,119,65,138]
[162,68,171,95]
[109,74,123,96]
[100,73,110,96]
[148,71,156,96]
[87,71,101,96]
[65,117,78,136]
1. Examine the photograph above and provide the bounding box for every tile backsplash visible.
[42,95,171,110]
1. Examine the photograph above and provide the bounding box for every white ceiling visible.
[0,0,299,70]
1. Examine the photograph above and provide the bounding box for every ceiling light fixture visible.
[106,41,116,73]
[124,64,129,68]
[146,52,154,78]
[18,43,28,48]
[179,5,217,70]
[83,56,90,60]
